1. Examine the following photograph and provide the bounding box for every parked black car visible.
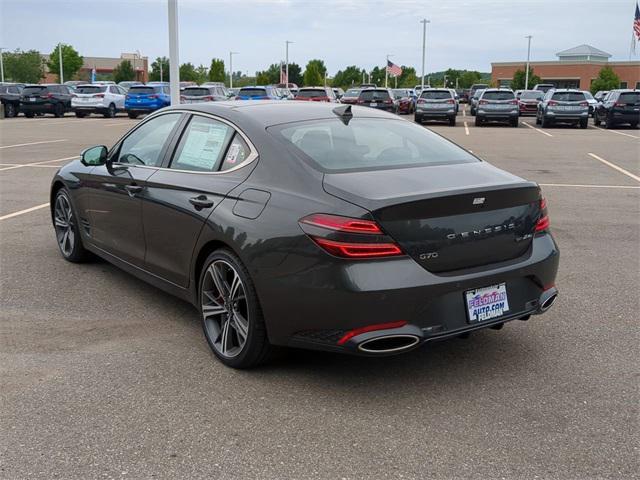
[536,89,589,129]
[594,89,640,129]
[50,102,559,368]
[0,84,22,117]
[20,84,73,118]
[475,89,519,127]
[414,88,457,125]
[356,88,398,112]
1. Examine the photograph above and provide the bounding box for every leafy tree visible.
[149,57,169,81]
[397,66,418,88]
[511,67,541,90]
[47,44,83,82]
[303,59,327,86]
[195,65,209,84]
[459,70,482,88]
[208,58,225,83]
[179,62,198,82]
[332,65,365,88]
[256,71,271,85]
[3,49,43,83]
[112,60,135,83]
[286,63,302,86]
[590,66,620,94]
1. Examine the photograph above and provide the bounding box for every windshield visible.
[551,92,585,102]
[482,91,515,101]
[239,88,267,97]
[343,89,361,97]
[22,86,46,95]
[520,91,543,100]
[297,89,327,98]
[421,90,451,100]
[270,118,478,173]
[76,86,107,94]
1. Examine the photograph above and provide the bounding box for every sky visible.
[1,0,638,75]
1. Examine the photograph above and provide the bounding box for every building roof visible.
[556,44,611,58]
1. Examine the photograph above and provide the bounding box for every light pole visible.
[58,43,64,83]
[229,51,238,88]
[0,48,5,83]
[385,54,393,88]
[525,35,532,89]
[285,40,293,86]
[420,19,430,91]
[167,0,180,106]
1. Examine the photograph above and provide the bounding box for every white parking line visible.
[0,139,67,149]
[521,121,553,137]
[0,156,77,172]
[463,121,470,135]
[587,153,640,183]
[592,126,640,139]
[0,203,50,221]
[539,183,640,189]
[462,108,466,118]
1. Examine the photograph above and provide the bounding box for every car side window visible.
[117,113,181,167]
[170,116,233,172]
[220,133,251,171]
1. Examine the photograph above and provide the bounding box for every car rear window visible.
[239,88,267,97]
[421,90,451,100]
[482,91,515,100]
[619,92,640,104]
[128,86,159,95]
[22,86,46,95]
[183,88,211,96]
[360,90,390,101]
[297,89,327,98]
[76,86,106,94]
[343,89,361,97]
[551,92,585,102]
[270,118,478,173]
[520,91,543,100]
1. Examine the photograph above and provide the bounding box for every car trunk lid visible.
[323,162,541,273]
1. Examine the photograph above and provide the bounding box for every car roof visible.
[162,101,400,128]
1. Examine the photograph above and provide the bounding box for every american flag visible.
[634,2,640,41]
[386,60,402,77]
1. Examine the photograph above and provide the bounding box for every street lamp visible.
[525,35,533,89]
[285,40,293,86]
[229,51,238,88]
[0,47,5,83]
[385,54,393,88]
[167,0,180,106]
[58,42,64,83]
[420,19,430,91]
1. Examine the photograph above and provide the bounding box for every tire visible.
[475,115,483,127]
[75,111,87,118]
[449,116,456,127]
[535,112,541,125]
[53,103,64,118]
[593,112,601,126]
[4,103,16,117]
[104,103,116,118]
[127,112,139,119]
[631,122,639,129]
[199,249,272,369]
[511,118,519,127]
[52,188,91,263]
[541,115,551,128]
[605,117,614,129]
[25,111,35,118]
[579,118,588,129]
[470,107,476,116]
[414,115,422,124]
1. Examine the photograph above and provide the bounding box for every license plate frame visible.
[465,283,510,324]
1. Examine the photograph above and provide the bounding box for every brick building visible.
[491,44,639,90]
[42,53,148,83]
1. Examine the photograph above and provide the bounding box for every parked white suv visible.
[71,84,126,118]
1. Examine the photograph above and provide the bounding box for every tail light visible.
[384,99,392,104]
[148,94,158,99]
[479,100,488,105]
[509,100,518,105]
[614,102,625,107]
[417,99,426,104]
[357,99,364,104]
[94,93,104,98]
[41,93,54,99]
[548,100,558,106]
[337,321,407,345]
[446,99,455,104]
[204,96,214,101]
[535,198,550,232]
[579,101,588,107]
[299,213,403,259]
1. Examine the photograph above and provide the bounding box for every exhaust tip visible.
[540,293,558,311]
[357,334,420,354]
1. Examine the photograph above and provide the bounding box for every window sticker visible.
[175,121,229,170]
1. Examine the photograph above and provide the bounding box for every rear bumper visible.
[545,110,588,121]
[124,104,163,112]
[19,103,54,113]
[416,108,456,118]
[477,109,519,119]
[259,233,559,353]
[609,111,640,123]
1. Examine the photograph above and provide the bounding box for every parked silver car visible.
[71,84,126,118]
[475,88,519,127]
[536,89,589,129]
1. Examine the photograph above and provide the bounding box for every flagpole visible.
[385,54,389,88]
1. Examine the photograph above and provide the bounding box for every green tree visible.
[397,66,418,88]
[149,57,169,81]
[590,66,620,94]
[112,60,135,83]
[332,65,365,88]
[179,62,198,82]
[47,44,83,82]
[303,59,327,86]
[459,70,482,88]
[3,49,43,83]
[208,58,225,83]
[511,67,541,90]
[195,65,208,84]
[286,63,302,86]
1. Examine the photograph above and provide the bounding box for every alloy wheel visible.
[201,260,249,358]
[54,193,75,257]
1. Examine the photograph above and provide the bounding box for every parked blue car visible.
[235,86,280,100]
[125,84,171,118]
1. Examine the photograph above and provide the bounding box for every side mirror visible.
[81,145,107,166]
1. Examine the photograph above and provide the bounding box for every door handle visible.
[124,184,143,196]
[189,195,214,209]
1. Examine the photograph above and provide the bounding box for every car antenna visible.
[332,104,353,125]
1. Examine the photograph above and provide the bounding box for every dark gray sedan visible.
[50,102,559,368]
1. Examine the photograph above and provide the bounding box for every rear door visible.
[141,113,257,287]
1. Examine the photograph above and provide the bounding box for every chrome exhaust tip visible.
[538,287,558,313]
[357,334,420,354]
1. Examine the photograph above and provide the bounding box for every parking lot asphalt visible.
[1,108,638,479]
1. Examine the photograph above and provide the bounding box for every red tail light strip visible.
[337,321,407,345]
[535,198,550,232]
[312,238,402,258]
[300,214,382,234]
